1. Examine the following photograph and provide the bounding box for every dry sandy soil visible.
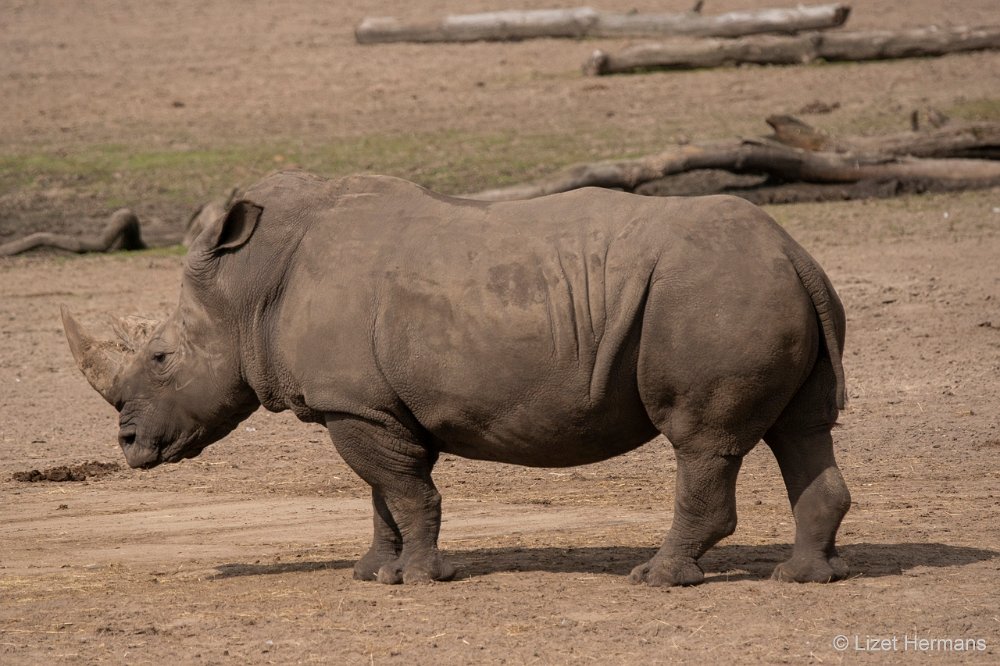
[2,1,999,664]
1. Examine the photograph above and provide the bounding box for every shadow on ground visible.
[212,558,355,579]
[453,542,998,581]
[209,542,998,582]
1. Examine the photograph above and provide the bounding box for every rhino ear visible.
[202,200,262,254]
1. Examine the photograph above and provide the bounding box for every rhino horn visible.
[61,306,128,405]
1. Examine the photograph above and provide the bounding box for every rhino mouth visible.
[158,429,214,465]
[119,429,162,469]
[118,425,182,469]
[118,423,216,469]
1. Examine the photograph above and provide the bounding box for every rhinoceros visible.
[63,171,851,586]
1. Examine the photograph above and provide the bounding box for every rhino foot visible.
[771,553,849,583]
[353,546,401,582]
[375,550,457,585]
[628,556,705,587]
[828,554,850,580]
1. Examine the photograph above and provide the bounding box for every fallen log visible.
[464,143,1000,201]
[585,24,1000,74]
[355,4,850,44]
[0,188,239,257]
[592,3,850,39]
[0,209,146,257]
[0,192,237,257]
[462,118,1000,202]
[766,115,1000,160]
[635,172,987,204]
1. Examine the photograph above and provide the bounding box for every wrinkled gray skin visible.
[64,171,851,586]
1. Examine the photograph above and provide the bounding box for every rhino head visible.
[61,201,264,469]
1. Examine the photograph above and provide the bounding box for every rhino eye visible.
[152,351,168,363]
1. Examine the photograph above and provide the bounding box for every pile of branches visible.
[463,114,1000,204]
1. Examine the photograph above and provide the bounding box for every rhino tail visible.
[785,245,847,410]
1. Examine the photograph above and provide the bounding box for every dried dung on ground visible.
[12,461,121,483]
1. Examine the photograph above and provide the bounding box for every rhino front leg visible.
[326,414,456,585]
[352,489,402,581]
[630,447,743,587]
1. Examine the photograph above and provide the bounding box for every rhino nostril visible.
[119,428,137,448]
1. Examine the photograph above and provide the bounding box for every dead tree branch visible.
[766,115,1000,159]
[0,209,146,257]
[585,24,1000,74]
[0,190,238,257]
[462,118,1000,203]
[356,4,850,44]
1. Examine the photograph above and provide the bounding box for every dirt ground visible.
[2,1,999,664]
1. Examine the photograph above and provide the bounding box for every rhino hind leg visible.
[629,443,746,587]
[326,415,456,585]
[764,361,852,583]
[765,432,851,583]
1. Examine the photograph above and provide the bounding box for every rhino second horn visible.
[111,314,160,351]
[61,306,125,405]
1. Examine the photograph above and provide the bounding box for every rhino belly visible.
[417,373,659,467]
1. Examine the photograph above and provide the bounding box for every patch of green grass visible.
[0,143,278,215]
[1,127,654,217]
[945,97,1000,122]
[1,144,238,184]
[825,97,1000,138]
[282,128,653,194]
[821,108,911,138]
